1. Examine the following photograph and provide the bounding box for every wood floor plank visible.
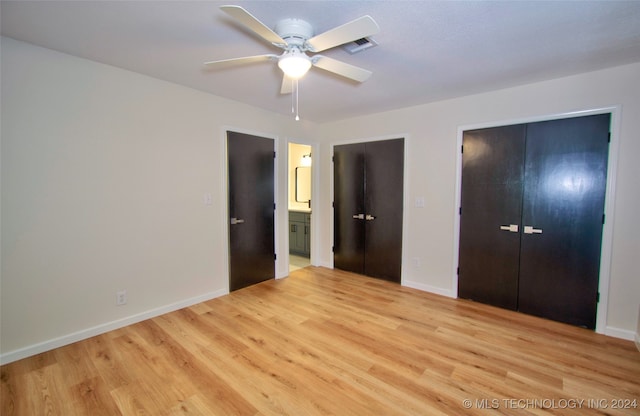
[2,266,639,415]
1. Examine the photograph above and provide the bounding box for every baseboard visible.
[317,260,334,269]
[0,289,227,365]
[402,279,455,299]
[400,283,637,343]
[602,325,636,341]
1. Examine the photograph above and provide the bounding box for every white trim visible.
[635,333,640,352]
[602,326,636,342]
[452,106,620,336]
[0,290,227,365]
[403,279,455,299]
[309,141,320,267]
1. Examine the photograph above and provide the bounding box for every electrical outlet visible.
[116,290,127,306]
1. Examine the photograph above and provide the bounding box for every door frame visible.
[221,126,280,292]
[329,133,410,282]
[286,139,319,271]
[452,106,622,336]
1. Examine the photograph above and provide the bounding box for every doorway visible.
[288,142,312,272]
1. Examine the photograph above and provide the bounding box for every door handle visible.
[365,214,376,221]
[352,214,364,219]
[230,217,245,225]
[499,224,519,232]
[523,225,542,234]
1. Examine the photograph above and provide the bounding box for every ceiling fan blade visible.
[203,54,277,69]
[306,15,379,53]
[280,75,294,94]
[312,55,372,82]
[220,5,287,47]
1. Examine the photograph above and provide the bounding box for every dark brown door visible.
[227,131,275,292]
[333,143,366,275]
[364,139,405,282]
[334,138,404,283]
[458,114,610,329]
[518,114,610,328]
[458,125,526,310]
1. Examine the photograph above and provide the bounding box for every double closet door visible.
[458,114,610,329]
[334,138,404,283]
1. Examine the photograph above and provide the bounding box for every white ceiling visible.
[3,1,640,123]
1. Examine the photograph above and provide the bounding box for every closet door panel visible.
[334,143,366,274]
[364,138,404,283]
[518,114,610,328]
[458,125,526,309]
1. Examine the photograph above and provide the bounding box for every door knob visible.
[230,217,245,225]
[499,224,519,232]
[365,214,376,221]
[352,214,364,219]
[523,225,542,234]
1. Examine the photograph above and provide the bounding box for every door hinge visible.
[332,246,335,253]
[274,203,276,211]
[274,151,276,158]
[602,213,606,224]
[607,132,611,143]
[457,267,460,275]
[332,156,335,162]
[274,253,277,260]
[459,207,462,215]
[461,145,464,154]
[596,292,600,303]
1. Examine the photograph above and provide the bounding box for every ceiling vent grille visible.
[342,36,378,54]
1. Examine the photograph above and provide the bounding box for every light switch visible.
[203,193,213,206]
[415,196,425,208]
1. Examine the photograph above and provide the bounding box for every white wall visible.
[316,62,640,338]
[3,36,639,363]
[0,37,315,362]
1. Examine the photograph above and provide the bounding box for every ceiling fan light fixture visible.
[278,52,312,79]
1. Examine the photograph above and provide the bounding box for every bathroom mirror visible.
[295,166,311,203]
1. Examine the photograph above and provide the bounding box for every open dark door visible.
[227,131,275,292]
[518,114,610,328]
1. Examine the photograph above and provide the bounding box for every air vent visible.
[342,36,378,54]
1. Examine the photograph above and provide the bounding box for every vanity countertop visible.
[289,209,311,214]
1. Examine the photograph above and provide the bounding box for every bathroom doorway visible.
[288,142,312,272]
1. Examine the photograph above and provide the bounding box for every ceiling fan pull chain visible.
[295,79,300,121]
[291,78,295,114]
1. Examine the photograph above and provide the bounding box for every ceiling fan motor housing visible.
[275,18,313,47]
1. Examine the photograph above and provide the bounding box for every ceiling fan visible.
[204,5,380,94]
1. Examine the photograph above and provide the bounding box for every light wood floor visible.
[2,267,639,415]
